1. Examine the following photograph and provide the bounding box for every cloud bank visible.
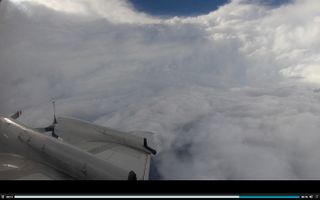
[1,0,320,179]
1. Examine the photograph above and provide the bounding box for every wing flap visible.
[94,145,151,180]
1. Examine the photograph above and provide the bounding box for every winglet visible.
[10,110,22,119]
[143,138,157,155]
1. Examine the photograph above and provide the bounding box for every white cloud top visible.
[1,0,320,179]
[9,0,159,23]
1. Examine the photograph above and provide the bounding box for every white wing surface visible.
[0,153,71,180]
[55,117,156,180]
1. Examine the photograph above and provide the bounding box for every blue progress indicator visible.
[240,196,300,199]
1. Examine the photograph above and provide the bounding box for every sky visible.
[128,0,292,17]
[1,0,320,180]
[129,0,230,17]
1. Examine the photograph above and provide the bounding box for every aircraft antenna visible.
[52,99,57,124]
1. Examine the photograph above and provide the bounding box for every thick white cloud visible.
[1,0,320,179]
[8,0,159,23]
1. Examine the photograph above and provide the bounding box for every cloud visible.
[8,0,159,23]
[1,0,320,179]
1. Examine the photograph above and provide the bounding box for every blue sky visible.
[129,0,230,17]
[129,0,292,17]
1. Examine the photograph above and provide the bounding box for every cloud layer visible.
[1,0,320,179]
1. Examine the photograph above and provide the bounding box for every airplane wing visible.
[0,153,72,180]
[54,117,156,180]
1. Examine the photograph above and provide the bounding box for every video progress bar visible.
[13,195,300,199]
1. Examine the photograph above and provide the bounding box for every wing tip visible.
[144,138,157,155]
